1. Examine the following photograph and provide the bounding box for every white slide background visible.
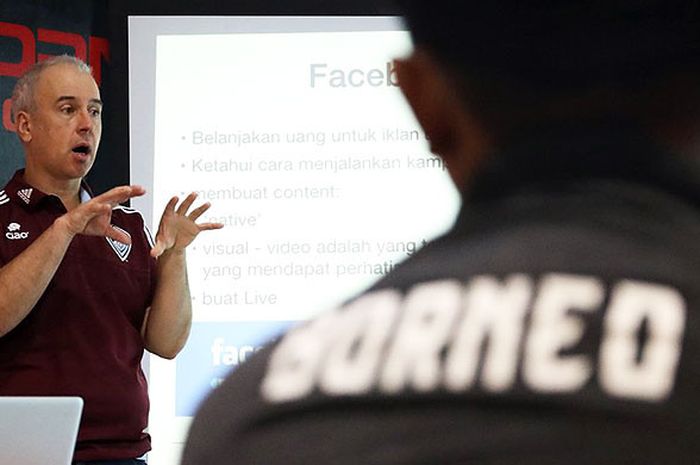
[129,17,460,465]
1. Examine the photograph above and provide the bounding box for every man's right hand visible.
[55,185,146,244]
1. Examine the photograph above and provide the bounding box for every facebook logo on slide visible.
[176,321,298,416]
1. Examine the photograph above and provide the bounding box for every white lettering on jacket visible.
[261,273,686,404]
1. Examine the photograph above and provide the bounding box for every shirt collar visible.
[3,169,93,211]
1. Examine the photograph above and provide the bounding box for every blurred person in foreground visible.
[181,2,700,464]
[0,55,222,464]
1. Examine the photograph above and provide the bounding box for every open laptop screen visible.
[0,396,83,465]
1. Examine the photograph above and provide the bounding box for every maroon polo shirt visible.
[0,170,157,461]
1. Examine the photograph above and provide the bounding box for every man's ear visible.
[395,49,492,187]
[15,111,32,143]
[394,50,458,156]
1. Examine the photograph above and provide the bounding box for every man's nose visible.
[77,109,94,132]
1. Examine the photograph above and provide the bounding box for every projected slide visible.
[129,16,461,465]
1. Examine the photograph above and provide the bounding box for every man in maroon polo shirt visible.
[0,55,222,464]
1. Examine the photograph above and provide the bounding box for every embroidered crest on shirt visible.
[106,226,132,262]
[17,188,33,204]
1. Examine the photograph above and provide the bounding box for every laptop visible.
[0,396,83,465]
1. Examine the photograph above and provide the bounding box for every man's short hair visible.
[397,0,700,132]
[10,54,93,123]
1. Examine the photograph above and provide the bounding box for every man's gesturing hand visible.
[150,193,224,258]
[56,185,146,244]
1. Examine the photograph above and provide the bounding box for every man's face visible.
[23,63,103,182]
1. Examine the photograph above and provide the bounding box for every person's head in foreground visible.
[181,2,700,464]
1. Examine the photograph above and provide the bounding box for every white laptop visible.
[0,396,83,465]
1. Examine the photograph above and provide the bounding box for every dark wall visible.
[1,0,399,194]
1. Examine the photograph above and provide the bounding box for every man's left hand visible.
[150,193,224,258]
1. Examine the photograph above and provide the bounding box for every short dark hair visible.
[397,0,700,135]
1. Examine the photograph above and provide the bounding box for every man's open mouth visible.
[72,144,91,156]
